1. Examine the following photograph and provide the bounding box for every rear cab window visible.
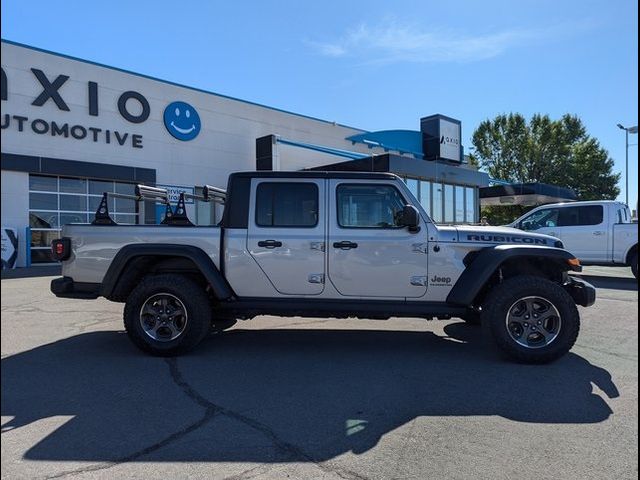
[255,182,318,227]
[557,205,603,226]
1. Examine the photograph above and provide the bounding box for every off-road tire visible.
[631,252,638,279]
[481,275,580,364]
[124,274,211,356]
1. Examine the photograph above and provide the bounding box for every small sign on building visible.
[420,114,462,163]
[1,227,18,269]
[156,184,195,204]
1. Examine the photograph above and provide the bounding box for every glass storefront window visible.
[29,192,58,210]
[465,187,476,223]
[60,213,88,225]
[444,184,454,223]
[30,211,59,228]
[432,183,443,223]
[455,186,465,223]
[115,182,135,195]
[89,180,114,195]
[29,175,136,263]
[29,175,57,192]
[405,178,419,201]
[419,181,431,217]
[115,197,137,213]
[60,177,87,194]
[60,195,87,212]
[30,230,60,248]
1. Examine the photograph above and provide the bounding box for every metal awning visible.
[480,183,577,206]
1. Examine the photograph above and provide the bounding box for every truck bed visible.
[62,224,222,284]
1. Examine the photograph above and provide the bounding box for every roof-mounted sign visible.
[420,114,462,163]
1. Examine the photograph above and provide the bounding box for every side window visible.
[255,182,318,227]
[337,184,406,228]
[520,208,560,230]
[557,206,603,227]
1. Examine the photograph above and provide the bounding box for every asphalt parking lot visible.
[1,267,637,480]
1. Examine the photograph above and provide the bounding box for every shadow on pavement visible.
[574,274,637,292]
[1,322,619,464]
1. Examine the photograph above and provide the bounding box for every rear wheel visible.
[630,251,638,279]
[481,276,580,364]
[124,274,211,356]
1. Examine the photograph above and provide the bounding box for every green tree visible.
[472,113,620,224]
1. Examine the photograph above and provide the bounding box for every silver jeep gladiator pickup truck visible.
[51,171,595,363]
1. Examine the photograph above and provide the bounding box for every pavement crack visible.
[166,358,369,480]
[43,357,367,480]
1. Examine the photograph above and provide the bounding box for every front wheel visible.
[124,274,211,356]
[630,252,638,279]
[481,275,580,364]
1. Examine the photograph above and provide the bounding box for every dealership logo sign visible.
[1,67,203,149]
[163,101,201,141]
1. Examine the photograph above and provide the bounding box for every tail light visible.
[51,238,71,261]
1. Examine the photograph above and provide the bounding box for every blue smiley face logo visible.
[163,101,201,141]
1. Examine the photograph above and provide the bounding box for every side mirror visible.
[400,205,420,232]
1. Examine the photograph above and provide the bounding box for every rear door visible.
[555,205,608,262]
[327,180,428,298]
[247,179,325,295]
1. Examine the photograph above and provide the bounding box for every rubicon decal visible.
[466,234,548,245]
[163,101,201,141]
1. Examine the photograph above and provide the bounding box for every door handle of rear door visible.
[593,231,605,236]
[257,239,283,248]
[333,241,358,250]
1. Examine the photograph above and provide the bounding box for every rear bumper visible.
[564,276,596,307]
[51,277,101,299]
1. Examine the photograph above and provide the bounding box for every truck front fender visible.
[101,244,234,301]
[446,245,580,306]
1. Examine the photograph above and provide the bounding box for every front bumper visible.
[564,276,596,307]
[51,277,101,299]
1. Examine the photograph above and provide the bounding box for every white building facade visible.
[1,40,487,267]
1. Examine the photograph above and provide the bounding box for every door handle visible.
[257,239,282,249]
[333,241,358,250]
[593,231,605,236]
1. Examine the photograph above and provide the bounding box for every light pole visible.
[617,123,638,206]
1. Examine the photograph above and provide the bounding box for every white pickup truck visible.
[510,200,638,278]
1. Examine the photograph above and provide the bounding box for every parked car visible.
[51,171,595,363]
[510,200,638,278]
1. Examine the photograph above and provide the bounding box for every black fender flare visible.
[446,245,580,306]
[100,244,234,301]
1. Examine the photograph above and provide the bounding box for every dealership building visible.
[1,39,490,268]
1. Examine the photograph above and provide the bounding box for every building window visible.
[432,183,443,223]
[405,178,419,201]
[455,185,465,223]
[444,184,454,223]
[28,174,138,264]
[419,181,431,218]
[465,187,476,223]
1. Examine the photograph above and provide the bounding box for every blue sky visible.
[2,0,638,207]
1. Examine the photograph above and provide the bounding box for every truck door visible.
[327,180,428,298]
[247,178,325,295]
[555,205,608,262]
